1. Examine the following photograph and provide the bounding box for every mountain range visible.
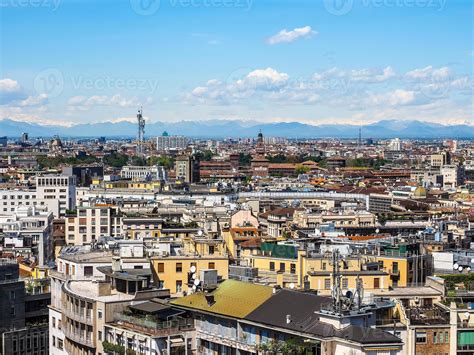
[0,118,472,139]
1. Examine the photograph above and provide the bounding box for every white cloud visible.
[0,78,27,104]
[405,66,451,81]
[313,66,396,83]
[0,78,22,93]
[19,94,49,107]
[267,26,317,45]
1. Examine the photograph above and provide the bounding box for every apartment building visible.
[48,245,155,355]
[0,259,50,355]
[156,135,188,152]
[36,175,76,216]
[150,236,229,295]
[170,279,403,355]
[65,206,122,245]
[0,206,54,266]
[0,189,60,217]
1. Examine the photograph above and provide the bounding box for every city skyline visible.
[1,0,473,127]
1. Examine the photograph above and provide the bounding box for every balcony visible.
[63,327,95,348]
[114,313,194,337]
[63,305,93,325]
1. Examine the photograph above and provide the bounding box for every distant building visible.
[21,132,29,144]
[388,137,402,151]
[120,165,166,182]
[156,135,188,152]
[431,151,451,168]
[0,136,7,147]
[175,155,199,183]
[35,175,76,217]
[62,165,104,187]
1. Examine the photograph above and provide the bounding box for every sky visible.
[0,0,473,127]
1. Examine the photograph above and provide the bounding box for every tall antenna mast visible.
[137,107,145,156]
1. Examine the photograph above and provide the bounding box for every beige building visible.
[65,206,122,245]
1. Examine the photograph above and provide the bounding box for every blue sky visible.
[0,0,472,126]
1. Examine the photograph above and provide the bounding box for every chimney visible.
[286,314,291,324]
[205,294,215,306]
[111,257,122,272]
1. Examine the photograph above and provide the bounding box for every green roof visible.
[170,279,274,318]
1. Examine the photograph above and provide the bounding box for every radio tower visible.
[137,107,145,156]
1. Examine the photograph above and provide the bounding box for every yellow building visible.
[241,242,398,294]
[151,237,229,295]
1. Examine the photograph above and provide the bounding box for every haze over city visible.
[1,0,473,130]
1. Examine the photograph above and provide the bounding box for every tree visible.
[103,153,129,168]
[295,165,310,174]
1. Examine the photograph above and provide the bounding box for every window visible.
[322,262,326,271]
[342,278,348,289]
[176,263,183,273]
[10,290,15,299]
[98,309,103,319]
[209,245,215,255]
[52,317,56,328]
[324,278,331,289]
[269,262,275,271]
[98,331,102,341]
[10,306,15,316]
[208,262,215,269]
[176,280,183,293]
[84,266,93,276]
[52,336,56,347]
[57,339,63,350]
[157,263,164,273]
[279,263,285,272]
[374,278,380,289]
[416,331,427,343]
[290,263,296,274]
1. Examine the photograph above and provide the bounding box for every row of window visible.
[269,261,296,274]
[156,262,215,273]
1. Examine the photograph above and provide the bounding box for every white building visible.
[120,165,167,182]
[388,138,402,151]
[48,246,154,355]
[36,175,76,216]
[0,189,60,217]
[0,206,53,266]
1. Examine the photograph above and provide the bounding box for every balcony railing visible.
[63,327,95,348]
[114,314,194,336]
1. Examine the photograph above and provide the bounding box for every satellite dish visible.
[453,263,459,270]
[289,283,295,289]
[467,267,472,272]
[190,265,197,273]
[375,228,380,234]
[192,273,197,280]
[197,230,203,237]
[345,290,353,298]
[194,278,200,286]
[192,285,197,291]
[458,266,464,272]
